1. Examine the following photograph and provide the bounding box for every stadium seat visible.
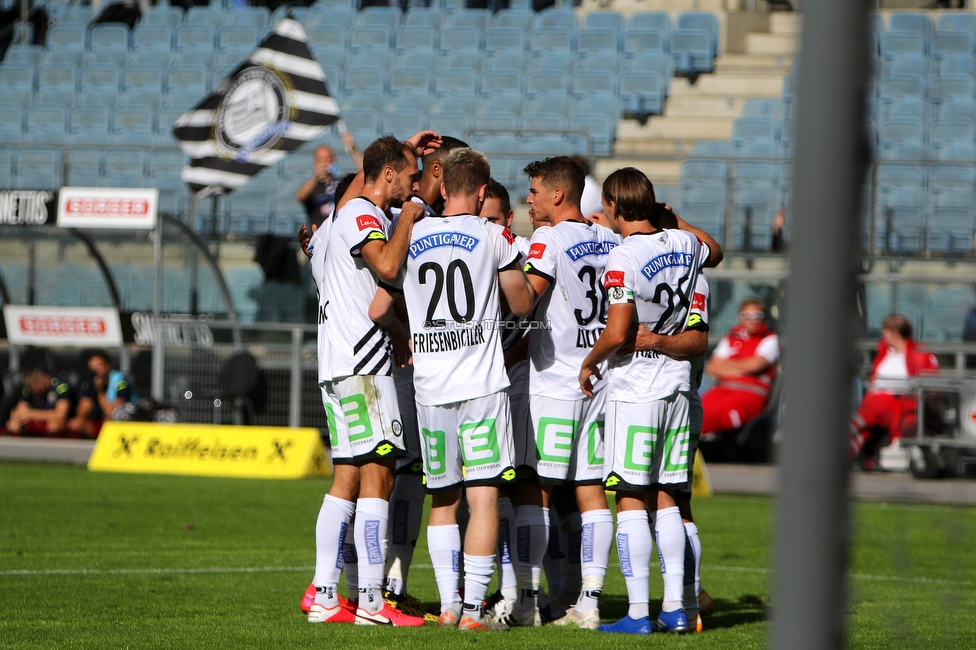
[880,74,926,101]
[4,43,43,67]
[484,27,526,56]
[89,24,129,52]
[932,30,974,59]
[528,52,575,74]
[880,96,928,123]
[358,5,402,31]
[529,27,573,56]
[624,29,667,56]
[389,67,431,95]
[670,29,713,75]
[342,94,389,115]
[930,74,976,104]
[383,109,427,135]
[576,29,621,57]
[65,147,103,186]
[476,111,519,130]
[104,149,148,186]
[888,12,933,50]
[186,6,226,30]
[36,62,76,92]
[445,8,490,32]
[395,25,437,52]
[882,31,927,59]
[439,27,481,54]
[434,68,478,96]
[112,105,155,145]
[526,95,572,118]
[628,52,675,82]
[218,25,258,53]
[444,51,485,74]
[308,25,347,53]
[395,50,437,72]
[391,93,431,113]
[342,109,380,144]
[226,6,269,31]
[521,112,566,131]
[534,7,577,31]
[0,104,23,143]
[176,24,216,53]
[480,69,523,96]
[582,52,625,75]
[167,65,208,96]
[630,12,671,33]
[15,147,62,189]
[404,7,442,29]
[525,69,568,98]
[492,8,535,33]
[619,71,665,116]
[0,61,34,94]
[679,203,724,242]
[80,63,121,93]
[349,25,393,52]
[928,208,976,254]
[132,25,174,54]
[929,118,976,152]
[569,113,614,155]
[584,11,625,33]
[732,117,779,146]
[929,163,976,210]
[481,94,524,116]
[572,70,616,98]
[883,53,930,77]
[938,13,976,38]
[26,103,67,144]
[343,66,386,95]
[87,49,129,68]
[428,110,472,136]
[47,24,86,52]
[432,96,478,115]
[676,12,718,56]
[878,117,926,157]
[143,4,183,30]
[68,105,111,144]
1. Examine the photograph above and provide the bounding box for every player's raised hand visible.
[405,130,442,157]
[579,364,603,397]
[298,222,317,258]
[398,200,425,224]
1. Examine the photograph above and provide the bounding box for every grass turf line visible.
[0,462,974,649]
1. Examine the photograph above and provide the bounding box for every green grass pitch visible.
[1,462,974,649]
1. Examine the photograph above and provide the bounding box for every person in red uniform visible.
[700,298,780,438]
[848,314,939,463]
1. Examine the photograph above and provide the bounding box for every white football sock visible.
[514,505,549,616]
[654,506,686,612]
[355,498,389,614]
[312,494,354,607]
[576,508,613,613]
[684,521,702,617]
[462,554,495,622]
[427,524,462,612]
[616,509,651,620]
[559,510,582,604]
[343,536,359,602]
[543,505,563,598]
[497,496,518,600]
[384,474,426,596]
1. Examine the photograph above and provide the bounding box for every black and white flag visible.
[173,18,339,196]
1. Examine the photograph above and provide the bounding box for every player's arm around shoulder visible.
[360,201,425,282]
[490,222,535,318]
[673,214,724,267]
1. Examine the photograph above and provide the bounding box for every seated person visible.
[5,368,72,437]
[68,350,135,439]
[700,298,780,438]
[849,314,938,466]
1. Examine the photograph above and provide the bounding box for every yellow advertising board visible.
[88,422,331,479]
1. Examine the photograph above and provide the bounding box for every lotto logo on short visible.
[357,215,382,231]
[604,270,625,288]
[527,243,546,260]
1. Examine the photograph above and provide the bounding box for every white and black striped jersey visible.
[602,229,710,402]
[523,220,621,398]
[400,214,522,406]
[320,197,394,380]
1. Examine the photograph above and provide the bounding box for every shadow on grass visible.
[598,594,768,629]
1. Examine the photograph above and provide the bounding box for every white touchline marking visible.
[1,564,971,587]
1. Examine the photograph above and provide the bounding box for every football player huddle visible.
[299,129,723,635]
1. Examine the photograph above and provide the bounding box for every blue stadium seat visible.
[888,13,933,51]
[535,7,577,31]
[432,96,478,115]
[342,94,389,115]
[26,103,66,144]
[15,147,62,189]
[4,43,44,67]
[525,69,568,98]
[882,31,927,59]
[66,147,102,186]
[0,104,23,143]
[481,94,524,116]
[0,146,11,187]
[395,50,436,71]
[476,111,519,130]
[68,105,111,144]
[395,25,438,52]
[112,105,155,145]
[492,9,535,33]
[572,70,616,98]
[149,148,187,179]
[576,29,620,57]
[383,109,427,136]
[132,25,174,54]
[481,69,523,96]
[156,106,185,140]
[932,30,974,59]
[349,24,393,52]
[428,110,472,136]
[676,12,718,56]
[584,11,625,33]
[445,8,490,31]
[484,27,526,56]
[929,163,976,211]
[391,93,431,113]
[624,29,667,56]
[880,74,926,101]
[938,13,976,38]
[218,25,258,53]
[929,118,976,151]
[389,67,432,95]
[487,51,528,71]
[670,29,713,75]
[878,117,926,158]
[574,94,622,119]
[627,52,674,81]
[186,6,226,30]
[176,24,216,54]
[226,6,269,31]
[142,4,183,30]
[405,7,443,29]
[743,98,785,119]
[87,49,129,68]
[732,116,779,146]
[581,53,625,75]
[434,68,478,96]
[521,112,566,131]
[528,52,575,74]
[344,66,386,95]
[881,96,928,122]
[47,24,86,52]
[0,61,34,93]
[930,74,975,104]
[928,208,976,254]
[342,109,380,143]
[678,203,724,243]
[444,51,485,74]
[569,113,614,155]
[439,27,481,54]
[526,95,572,118]
[104,149,148,186]
[167,65,208,96]
[618,71,665,115]
[80,63,121,93]
[883,53,930,77]
[89,24,129,52]
[529,27,573,56]
[36,62,77,92]
[630,12,671,33]
[357,6,402,31]
[308,25,347,53]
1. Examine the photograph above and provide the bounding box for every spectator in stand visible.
[296,135,362,228]
[4,368,72,437]
[67,350,136,439]
[771,208,788,252]
[849,314,939,467]
[700,298,780,439]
